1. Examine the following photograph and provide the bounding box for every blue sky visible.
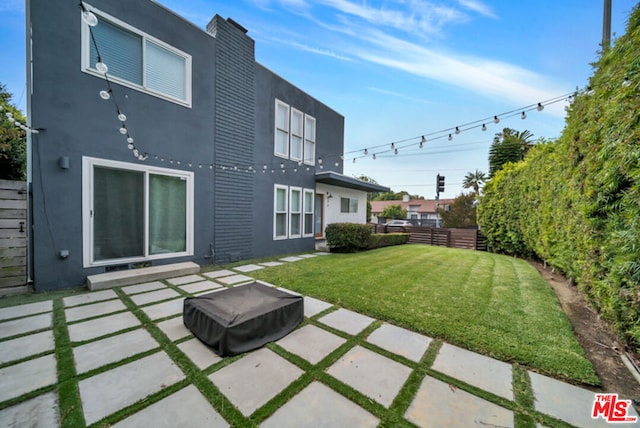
[0,0,636,198]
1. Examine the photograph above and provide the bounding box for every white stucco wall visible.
[316,183,367,229]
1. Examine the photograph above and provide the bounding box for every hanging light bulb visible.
[119,125,127,135]
[622,77,631,87]
[126,137,134,144]
[586,87,595,96]
[372,153,376,160]
[5,112,13,119]
[391,142,395,150]
[481,124,487,131]
[95,61,108,74]
[394,148,398,155]
[352,158,356,163]
[263,164,268,170]
[335,161,339,167]
[364,148,368,155]
[536,102,544,111]
[448,134,452,141]
[493,115,500,124]
[455,126,460,134]
[421,135,426,144]
[127,142,134,150]
[133,149,139,157]
[419,140,423,149]
[521,111,527,119]
[280,162,284,169]
[318,158,323,165]
[117,112,127,122]
[99,89,111,100]
[82,10,98,27]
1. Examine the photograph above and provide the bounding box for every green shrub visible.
[367,233,410,249]
[325,223,372,252]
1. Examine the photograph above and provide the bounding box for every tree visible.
[462,169,486,195]
[440,193,477,228]
[0,84,27,181]
[357,175,380,201]
[380,204,407,220]
[488,128,534,177]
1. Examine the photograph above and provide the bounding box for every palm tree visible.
[488,128,534,176]
[463,169,486,195]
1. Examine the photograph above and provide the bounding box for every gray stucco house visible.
[25,0,388,290]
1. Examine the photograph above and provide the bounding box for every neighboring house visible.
[371,196,455,227]
[25,0,388,290]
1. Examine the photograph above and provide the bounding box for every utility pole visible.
[603,0,612,50]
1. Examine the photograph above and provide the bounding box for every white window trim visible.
[289,186,302,239]
[82,156,194,267]
[81,4,192,108]
[303,188,314,238]
[274,99,290,159]
[303,114,316,165]
[273,184,289,240]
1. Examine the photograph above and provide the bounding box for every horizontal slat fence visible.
[0,180,29,296]
[372,224,485,251]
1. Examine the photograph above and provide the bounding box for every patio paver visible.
[73,328,159,374]
[367,323,432,363]
[318,308,374,335]
[177,338,222,370]
[121,281,167,295]
[64,299,127,322]
[0,330,55,365]
[0,391,59,428]
[405,375,514,427]
[156,316,192,342]
[529,371,639,428]
[166,274,205,286]
[209,348,303,416]
[78,351,185,425]
[216,274,253,285]
[0,312,52,340]
[279,256,303,262]
[432,343,513,400]
[0,354,57,403]
[259,261,283,267]
[180,280,223,294]
[129,288,181,306]
[260,381,379,428]
[63,289,118,307]
[303,296,333,317]
[203,270,235,279]
[112,385,228,428]
[140,298,184,321]
[233,264,264,272]
[276,324,346,364]
[0,301,52,321]
[326,345,412,408]
[67,311,140,342]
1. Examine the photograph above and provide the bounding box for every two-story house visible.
[25,0,388,290]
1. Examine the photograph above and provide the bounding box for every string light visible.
[448,134,452,141]
[481,124,487,131]
[521,111,527,119]
[493,115,500,124]
[364,148,368,155]
[536,102,544,111]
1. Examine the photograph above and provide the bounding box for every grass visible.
[250,244,599,385]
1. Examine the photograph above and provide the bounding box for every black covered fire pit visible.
[183,281,303,357]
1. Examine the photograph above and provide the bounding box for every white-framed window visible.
[303,190,314,237]
[290,108,303,162]
[81,4,192,107]
[289,187,302,238]
[82,157,194,267]
[275,100,290,158]
[274,185,289,239]
[274,185,314,240]
[304,115,316,165]
[340,197,358,213]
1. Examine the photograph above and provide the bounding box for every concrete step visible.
[86,262,200,291]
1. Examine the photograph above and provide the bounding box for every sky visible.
[0,0,636,198]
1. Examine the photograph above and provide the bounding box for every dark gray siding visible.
[252,64,345,258]
[28,0,217,290]
[207,17,255,264]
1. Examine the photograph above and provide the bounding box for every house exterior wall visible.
[316,184,367,225]
[26,0,348,290]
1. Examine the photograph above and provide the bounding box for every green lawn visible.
[250,244,598,385]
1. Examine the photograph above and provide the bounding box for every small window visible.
[275,100,290,158]
[290,109,303,162]
[274,185,288,239]
[340,197,358,213]
[83,5,191,106]
[304,115,316,165]
[289,187,302,238]
[303,190,314,237]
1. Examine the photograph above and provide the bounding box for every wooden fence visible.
[0,180,29,296]
[372,224,486,251]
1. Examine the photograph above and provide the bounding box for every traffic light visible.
[436,174,445,194]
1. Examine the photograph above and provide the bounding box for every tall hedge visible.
[478,3,640,348]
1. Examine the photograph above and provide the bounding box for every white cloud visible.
[457,0,497,19]
[367,87,432,104]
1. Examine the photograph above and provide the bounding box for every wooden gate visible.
[0,180,29,296]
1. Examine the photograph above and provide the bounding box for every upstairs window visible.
[274,99,315,164]
[275,100,290,158]
[290,108,303,162]
[304,115,316,165]
[82,5,192,106]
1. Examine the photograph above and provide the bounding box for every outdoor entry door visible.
[314,194,324,238]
